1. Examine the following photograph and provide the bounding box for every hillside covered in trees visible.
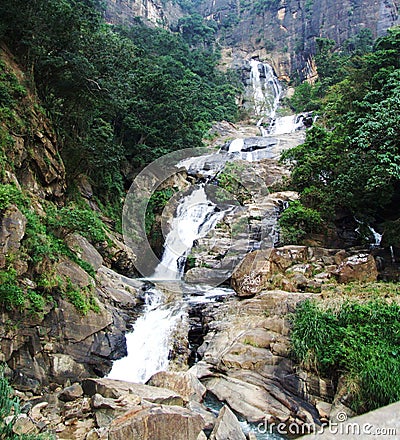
[0,0,240,217]
[280,27,400,248]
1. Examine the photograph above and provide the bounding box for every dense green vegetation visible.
[0,0,240,205]
[283,27,400,244]
[291,294,400,412]
[0,185,104,313]
[279,200,322,244]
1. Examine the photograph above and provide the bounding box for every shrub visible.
[0,268,25,310]
[291,298,400,412]
[0,185,26,211]
[279,200,322,244]
[46,204,107,243]
[64,281,99,315]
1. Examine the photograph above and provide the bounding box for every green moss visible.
[64,281,99,315]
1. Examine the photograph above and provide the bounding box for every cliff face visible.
[104,0,184,27]
[104,0,399,80]
[197,0,400,80]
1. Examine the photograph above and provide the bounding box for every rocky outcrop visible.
[209,405,246,440]
[0,204,27,269]
[2,44,66,201]
[191,290,333,428]
[231,246,378,296]
[1,264,143,392]
[104,0,184,28]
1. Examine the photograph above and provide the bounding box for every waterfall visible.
[152,186,226,280]
[108,287,184,383]
[249,59,281,120]
[368,226,382,247]
[109,184,229,383]
[270,114,305,135]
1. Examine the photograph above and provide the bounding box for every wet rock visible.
[82,378,185,406]
[108,405,205,440]
[204,375,283,423]
[59,383,84,402]
[147,371,206,403]
[66,233,103,271]
[209,405,246,440]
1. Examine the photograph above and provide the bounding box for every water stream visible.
[152,186,226,280]
[108,286,184,383]
[108,58,297,439]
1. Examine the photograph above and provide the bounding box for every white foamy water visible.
[107,287,184,383]
[152,186,225,280]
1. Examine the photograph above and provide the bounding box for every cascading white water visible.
[152,186,226,280]
[270,114,305,135]
[368,226,382,247]
[108,185,229,383]
[108,59,297,387]
[249,59,281,119]
[108,287,184,383]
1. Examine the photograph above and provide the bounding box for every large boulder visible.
[333,253,378,283]
[55,257,94,289]
[209,405,246,440]
[108,405,205,440]
[82,378,185,406]
[231,246,309,296]
[147,371,206,403]
[204,375,288,423]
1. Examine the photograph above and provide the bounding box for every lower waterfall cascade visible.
[107,58,305,439]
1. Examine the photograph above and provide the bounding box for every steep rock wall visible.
[197,0,400,80]
[103,0,399,79]
[104,0,184,27]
